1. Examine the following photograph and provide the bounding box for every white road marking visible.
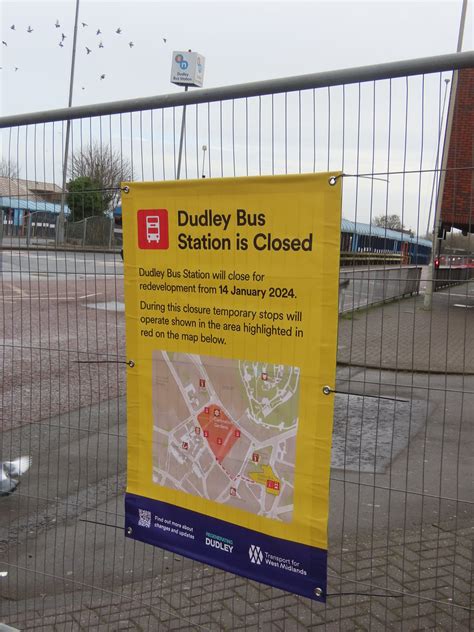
[2,296,72,301]
[8,284,26,296]
[436,292,474,298]
[17,253,122,266]
[2,293,101,301]
[86,301,125,311]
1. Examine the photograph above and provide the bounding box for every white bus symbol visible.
[146,216,160,243]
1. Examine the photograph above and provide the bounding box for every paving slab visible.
[337,280,474,373]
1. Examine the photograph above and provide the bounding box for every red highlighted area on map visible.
[152,352,299,522]
[197,404,240,463]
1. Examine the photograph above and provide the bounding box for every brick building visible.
[440,68,473,235]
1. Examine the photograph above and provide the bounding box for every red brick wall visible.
[441,68,473,232]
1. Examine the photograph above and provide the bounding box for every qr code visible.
[138,509,151,528]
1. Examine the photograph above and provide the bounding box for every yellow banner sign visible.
[123,173,341,601]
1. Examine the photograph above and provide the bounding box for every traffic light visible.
[434,258,440,270]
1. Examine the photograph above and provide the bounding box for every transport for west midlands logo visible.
[249,544,263,565]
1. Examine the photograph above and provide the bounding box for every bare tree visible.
[69,143,132,211]
[373,214,413,236]
[0,158,20,179]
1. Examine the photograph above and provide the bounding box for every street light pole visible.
[176,85,189,180]
[57,0,81,244]
[425,78,451,237]
[171,49,205,180]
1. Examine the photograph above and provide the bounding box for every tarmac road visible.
[0,249,123,277]
[0,249,471,628]
[0,251,126,431]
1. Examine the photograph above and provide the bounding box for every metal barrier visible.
[340,252,404,266]
[65,215,116,249]
[339,265,423,313]
[26,211,57,247]
[434,266,474,290]
[0,52,472,630]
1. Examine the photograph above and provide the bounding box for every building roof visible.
[341,218,432,248]
[0,196,69,214]
[0,176,63,200]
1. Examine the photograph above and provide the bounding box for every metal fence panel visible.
[0,53,472,630]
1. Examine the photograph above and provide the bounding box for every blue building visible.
[340,219,432,265]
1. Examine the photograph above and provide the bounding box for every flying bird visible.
[55,20,60,28]
[96,29,101,35]
[2,41,7,46]
[59,41,64,47]
[86,46,91,54]
[81,22,88,27]
[14,67,19,72]
[100,74,105,80]
[0,456,32,497]
[61,33,66,41]
[128,41,134,48]
[98,41,104,48]
[10,25,15,30]
[27,26,33,33]
[162,38,167,43]
[115,28,122,34]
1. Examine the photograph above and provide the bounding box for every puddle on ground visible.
[331,393,427,473]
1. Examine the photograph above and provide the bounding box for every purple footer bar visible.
[125,493,327,602]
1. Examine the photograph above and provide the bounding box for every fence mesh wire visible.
[0,61,472,630]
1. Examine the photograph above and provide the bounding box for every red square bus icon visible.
[137,209,169,249]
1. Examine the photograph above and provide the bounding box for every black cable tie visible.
[331,172,389,183]
[79,518,123,530]
[326,591,404,598]
[323,386,409,403]
[73,359,130,365]
[340,165,474,183]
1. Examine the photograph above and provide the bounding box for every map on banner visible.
[152,351,300,522]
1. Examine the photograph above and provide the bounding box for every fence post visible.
[108,218,113,250]
[26,212,32,247]
[83,218,87,247]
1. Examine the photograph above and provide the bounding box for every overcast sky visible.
[0,1,472,232]
[1,0,471,115]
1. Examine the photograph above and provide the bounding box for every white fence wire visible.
[0,53,472,630]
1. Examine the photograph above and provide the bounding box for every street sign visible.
[170,51,205,87]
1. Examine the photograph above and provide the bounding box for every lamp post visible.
[170,50,205,181]
[56,0,81,244]
[176,85,189,180]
